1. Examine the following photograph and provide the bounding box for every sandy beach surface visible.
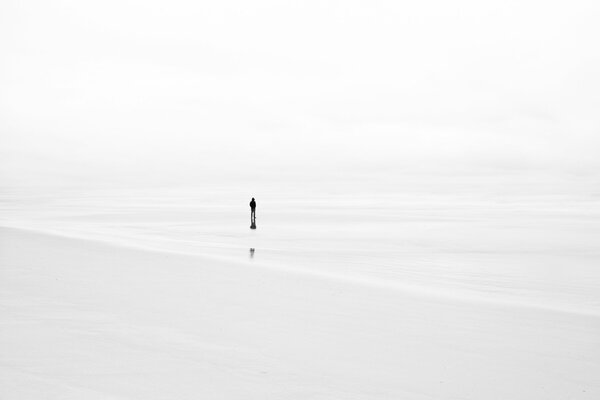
[1,183,599,399]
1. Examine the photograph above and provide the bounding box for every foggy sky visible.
[2,0,599,188]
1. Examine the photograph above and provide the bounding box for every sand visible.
[1,222,599,399]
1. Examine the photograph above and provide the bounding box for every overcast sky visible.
[1,0,599,187]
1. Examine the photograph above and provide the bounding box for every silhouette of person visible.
[249,198,256,224]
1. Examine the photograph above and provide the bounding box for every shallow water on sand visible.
[2,176,600,315]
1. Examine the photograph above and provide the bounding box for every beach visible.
[1,182,599,399]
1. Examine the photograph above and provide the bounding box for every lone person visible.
[249,197,257,228]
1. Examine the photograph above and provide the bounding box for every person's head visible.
[252,198,255,201]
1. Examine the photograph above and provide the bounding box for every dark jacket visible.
[250,200,256,210]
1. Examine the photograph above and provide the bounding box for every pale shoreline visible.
[1,225,599,399]
[3,221,599,318]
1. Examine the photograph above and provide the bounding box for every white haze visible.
[1,0,600,189]
[2,3,600,398]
